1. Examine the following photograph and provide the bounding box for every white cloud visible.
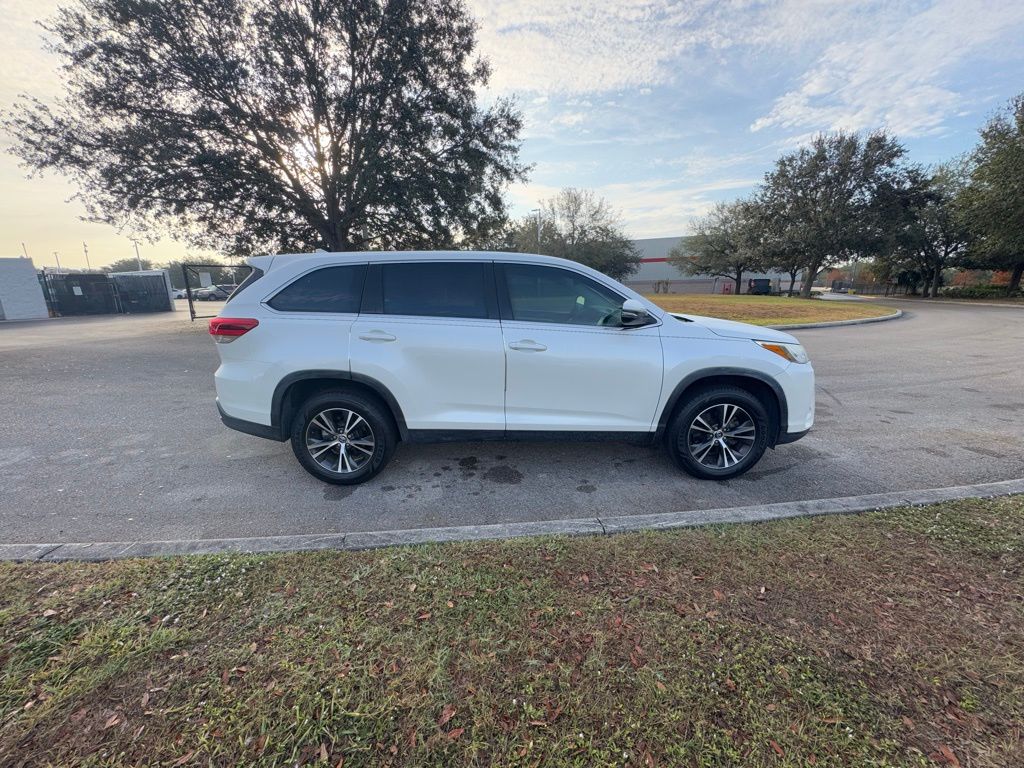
[468,0,725,95]
[751,0,1024,136]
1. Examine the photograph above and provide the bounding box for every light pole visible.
[530,208,541,251]
[52,251,62,272]
[82,241,91,270]
[21,242,29,259]
[130,238,142,270]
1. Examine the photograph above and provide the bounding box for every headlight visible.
[755,340,809,364]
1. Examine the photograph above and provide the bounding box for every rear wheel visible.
[290,390,396,485]
[666,385,770,480]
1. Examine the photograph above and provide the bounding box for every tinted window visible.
[381,262,489,319]
[503,264,624,326]
[268,265,366,313]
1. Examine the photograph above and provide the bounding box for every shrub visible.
[940,284,1023,299]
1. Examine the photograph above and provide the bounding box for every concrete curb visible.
[768,309,902,331]
[4,477,1022,562]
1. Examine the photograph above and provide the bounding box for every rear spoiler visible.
[247,254,277,273]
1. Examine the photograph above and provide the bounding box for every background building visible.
[0,258,49,321]
[624,237,802,295]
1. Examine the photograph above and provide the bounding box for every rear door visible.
[350,261,506,431]
[498,262,663,431]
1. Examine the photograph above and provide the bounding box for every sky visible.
[2,0,1023,270]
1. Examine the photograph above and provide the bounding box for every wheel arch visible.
[657,368,787,446]
[272,370,408,440]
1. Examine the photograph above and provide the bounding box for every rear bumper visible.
[776,427,810,445]
[217,400,287,441]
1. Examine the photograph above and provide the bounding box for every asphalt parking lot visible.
[1,299,1023,545]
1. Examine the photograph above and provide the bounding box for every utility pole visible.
[52,251,62,272]
[130,238,142,270]
[21,242,29,259]
[82,241,91,270]
[530,208,541,252]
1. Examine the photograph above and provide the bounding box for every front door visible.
[498,263,664,431]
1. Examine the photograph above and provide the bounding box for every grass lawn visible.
[647,294,898,326]
[3,496,1023,767]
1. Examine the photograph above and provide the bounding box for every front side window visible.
[381,262,489,319]
[268,265,366,313]
[503,263,625,326]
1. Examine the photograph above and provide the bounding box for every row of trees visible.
[673,94,1024,297]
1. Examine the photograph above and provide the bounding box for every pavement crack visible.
[595,517,608,535]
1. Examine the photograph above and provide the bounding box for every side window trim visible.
[495,261,629,326]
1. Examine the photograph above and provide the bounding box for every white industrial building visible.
[624,236,801,294]
[0,257,49,321]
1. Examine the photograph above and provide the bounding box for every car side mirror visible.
[619,298,653,328]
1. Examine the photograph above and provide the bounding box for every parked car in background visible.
[195,284,238,301]
[210,251,815,485]
[172,288,188,299]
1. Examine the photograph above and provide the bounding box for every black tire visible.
[290,389,397,485]
[666,385,770,480]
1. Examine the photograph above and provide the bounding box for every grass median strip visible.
[2,496,1022,767]
[648,294,899,326]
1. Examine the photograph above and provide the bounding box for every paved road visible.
[2,300,1022,545]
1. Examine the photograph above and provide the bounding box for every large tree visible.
[670,200,761,294]
[5,0,527,256]
[959,94,1024,292]
[510,188,641,280]
[759,131,908,297]
[885,163,971,298]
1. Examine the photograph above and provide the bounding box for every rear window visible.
[268,265,366,313]
[381,262,489,319]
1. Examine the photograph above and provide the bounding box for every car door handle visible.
[508,339,547,352]
[358,330,397,343]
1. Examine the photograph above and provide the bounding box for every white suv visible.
[211,251,814,485]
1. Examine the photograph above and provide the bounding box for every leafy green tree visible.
[959,94,1024,291]
[5,0,527,256]
[744,195,804,296]
[509,188,641,280]
[103,257,154,273]
[670,200,762,294]
[759,131,908,297]
[886,163,971,297]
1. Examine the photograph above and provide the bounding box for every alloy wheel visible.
[685,403,757,470]
[304,408,376,474]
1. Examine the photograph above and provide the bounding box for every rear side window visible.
[381,262,489,319]
[268,265,366,313]
[225,267,262,303]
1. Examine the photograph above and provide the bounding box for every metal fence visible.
[39,270,173,317]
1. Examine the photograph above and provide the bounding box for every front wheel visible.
[666,386,770,480]
[290,390,396,485]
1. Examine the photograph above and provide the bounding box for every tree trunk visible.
[799,263,817,299]
[1009,261,1024,293]
[735,268,743,295]
[787,271,797,297]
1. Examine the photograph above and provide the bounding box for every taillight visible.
[209,317,259,343]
